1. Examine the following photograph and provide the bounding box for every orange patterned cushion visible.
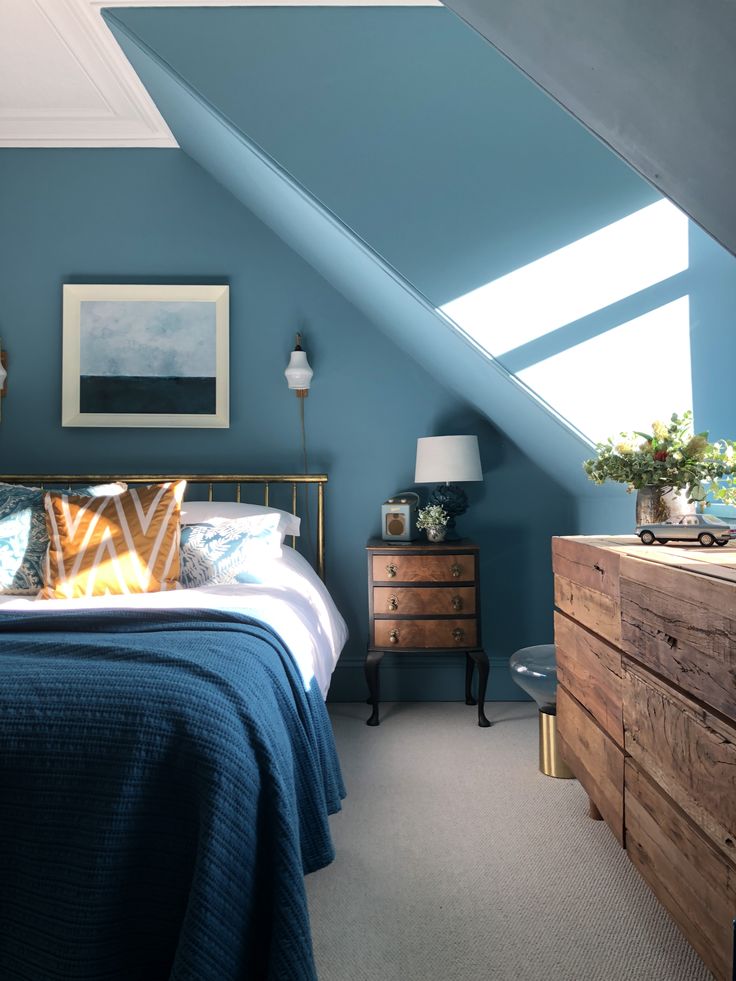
[41,481,186,599]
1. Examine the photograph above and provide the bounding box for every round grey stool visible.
[509,644,573,779]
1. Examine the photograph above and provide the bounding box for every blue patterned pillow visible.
[0,482,126,594]
[180,515,283,588]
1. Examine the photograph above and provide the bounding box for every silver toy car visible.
[637,513,736,547]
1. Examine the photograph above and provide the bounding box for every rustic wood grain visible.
[620,556,736,723]
[552,536,621,599]
[625,759,736,981]
[554,612,624,747]
[372,554,475,584]
[554,574,622,647]
[373,618,478,649]
[373,586,476,616]
[557,686,625,845]
[623,661,736,861]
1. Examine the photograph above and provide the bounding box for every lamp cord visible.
[299,397,314,559]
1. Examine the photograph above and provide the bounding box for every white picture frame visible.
[62,283,229,428]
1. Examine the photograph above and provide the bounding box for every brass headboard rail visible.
[0,474,327,581]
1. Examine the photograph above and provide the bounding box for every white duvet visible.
[0,548,347,698]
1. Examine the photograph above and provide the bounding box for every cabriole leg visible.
[365,649,385,727]
[465,652,476,705]
[469,649,491,727]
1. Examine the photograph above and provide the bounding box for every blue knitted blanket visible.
[0,608,345,980]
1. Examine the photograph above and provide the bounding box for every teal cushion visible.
[180,515,283,588]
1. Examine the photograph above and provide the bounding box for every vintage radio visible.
[381,492,419,541]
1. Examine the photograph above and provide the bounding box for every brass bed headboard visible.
[0,474,327,581]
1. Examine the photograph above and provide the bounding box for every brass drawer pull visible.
[452,595,463,611]
[450,563,462,579]
[386,563,397,579]
[452,627,465,643]
[388,595,398,611]
[389,628,399,644]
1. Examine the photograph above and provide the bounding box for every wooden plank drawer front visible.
[373,586,476,616]
[554,575,621,647]
[557,686,624,846]
[624,661,736,861]
[372,553,475,584]
[374,619,477,650]
[552,536,621,602]
[620,554,736,723]
[554,611,624,747]
[625,759,736,981]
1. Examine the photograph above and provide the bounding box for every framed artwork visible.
[62,284,229,428]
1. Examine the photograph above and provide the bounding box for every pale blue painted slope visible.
[106,11,608,499]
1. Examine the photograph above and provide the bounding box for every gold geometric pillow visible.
[41,480,186,600]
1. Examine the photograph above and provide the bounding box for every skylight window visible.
[441,199,688,356]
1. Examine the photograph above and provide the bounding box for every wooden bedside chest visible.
[365,538,489,727]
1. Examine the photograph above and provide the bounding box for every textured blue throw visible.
[0,608,345,980]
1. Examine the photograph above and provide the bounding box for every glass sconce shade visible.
[285,333,313,396]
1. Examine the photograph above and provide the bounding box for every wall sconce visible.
[284,333,313,397]
[0,339,7,421]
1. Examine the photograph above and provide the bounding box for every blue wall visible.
[0,148,576,699]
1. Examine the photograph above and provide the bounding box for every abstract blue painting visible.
[62,285,229,428]
[79,300,216,414]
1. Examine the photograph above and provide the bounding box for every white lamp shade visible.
[415,435,483,483]
[0,358,6,390]
[284,349,313,391]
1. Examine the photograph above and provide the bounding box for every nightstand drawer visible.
[373,586,476,615]
[374,618,478,649]
[372,553,475,583]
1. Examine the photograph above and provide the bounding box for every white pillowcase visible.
[179,500,300,538]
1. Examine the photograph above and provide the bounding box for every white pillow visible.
[179,500,300,537]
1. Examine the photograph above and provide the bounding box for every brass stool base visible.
[539,708,574,779]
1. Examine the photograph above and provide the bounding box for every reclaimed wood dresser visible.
[553,535,736,980]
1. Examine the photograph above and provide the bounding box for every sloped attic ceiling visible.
[443,0,736,261]
[104,6,659,498]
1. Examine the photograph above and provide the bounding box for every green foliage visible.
[416,504,448,529]
[583,411,736,505]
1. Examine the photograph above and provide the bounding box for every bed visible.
[0,474,347,981]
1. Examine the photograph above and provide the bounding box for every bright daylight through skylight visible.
[440,199,691,444]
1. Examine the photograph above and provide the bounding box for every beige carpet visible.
[306,701,712,981]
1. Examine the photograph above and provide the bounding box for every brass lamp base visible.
[539,708,574,779]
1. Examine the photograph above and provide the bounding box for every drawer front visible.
[373,586,476,616]
[557,686,624,846]
[552,536,621,602]
[372,553,475,584]
[626,759,736,981]
[623,661,736,861]
[554,611,623,747]
[620,554,736,723]
[554,574,621,648]
[374,618,477,650]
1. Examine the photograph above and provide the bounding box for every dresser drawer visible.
[620,554,736,724]
[372,553,475,584]
[557,686,624,846]
[555,611,623,747]
[626,759,736,981]
[373,618,477,649]
[373,586,476,616]
[623,661,736,860]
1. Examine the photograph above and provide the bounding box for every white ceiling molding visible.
[0,0,441,149]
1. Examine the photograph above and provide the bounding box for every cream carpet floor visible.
[306,701,712,981]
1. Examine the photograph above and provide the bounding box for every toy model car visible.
[636,513,736,547]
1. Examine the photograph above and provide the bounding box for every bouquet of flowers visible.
[583,411,736,505]
[416,503,449,531]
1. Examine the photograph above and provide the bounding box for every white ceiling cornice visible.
[0,0,441,149]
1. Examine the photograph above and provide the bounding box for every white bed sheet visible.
[0,548,347,698]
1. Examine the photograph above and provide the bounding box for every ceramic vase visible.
[425,526,446,543]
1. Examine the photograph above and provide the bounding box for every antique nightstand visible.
[365,538,490,727]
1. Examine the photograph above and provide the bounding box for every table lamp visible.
[414,435,482,537]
